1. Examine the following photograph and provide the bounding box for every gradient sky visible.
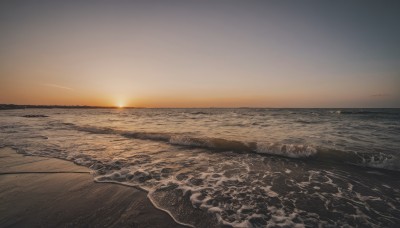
[1,0,399,107]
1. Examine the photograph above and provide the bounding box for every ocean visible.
[1,108,399,227]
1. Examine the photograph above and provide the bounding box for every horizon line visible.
[1,104,399,109]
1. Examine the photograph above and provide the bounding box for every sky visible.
[0,0,399,108]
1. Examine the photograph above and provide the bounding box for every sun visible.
[116,102,124,108]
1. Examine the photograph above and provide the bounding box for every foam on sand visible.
[0,148,184,228]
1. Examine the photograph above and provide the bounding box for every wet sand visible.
[0,147,185,228]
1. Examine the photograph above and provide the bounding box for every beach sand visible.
[0,147,185,228]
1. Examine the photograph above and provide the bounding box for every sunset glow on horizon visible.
[1,0,399,108]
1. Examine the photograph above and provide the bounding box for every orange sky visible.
[1,1,399,108]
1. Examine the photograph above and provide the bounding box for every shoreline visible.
[92,179,195,228]
[0,147,187,228]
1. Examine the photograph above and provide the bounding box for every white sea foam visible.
[256,143,317,158]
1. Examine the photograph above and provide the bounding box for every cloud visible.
[41,83,74,91]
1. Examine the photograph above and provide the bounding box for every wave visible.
[256,143,317,158]
[187,111,209,115]
[329,110,400,115]
[67,123,400,172]
[294,119,320,124]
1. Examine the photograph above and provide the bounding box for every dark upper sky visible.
[1,0,399,107]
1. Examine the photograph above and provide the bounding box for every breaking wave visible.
[68,123,400,172]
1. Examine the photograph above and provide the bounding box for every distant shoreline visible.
[0,104,145,110]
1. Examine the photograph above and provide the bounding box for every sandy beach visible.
[0,147,185,228]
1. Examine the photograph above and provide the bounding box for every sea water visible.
[1,108,399,227]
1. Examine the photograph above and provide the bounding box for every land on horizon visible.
[0,104,144,110]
